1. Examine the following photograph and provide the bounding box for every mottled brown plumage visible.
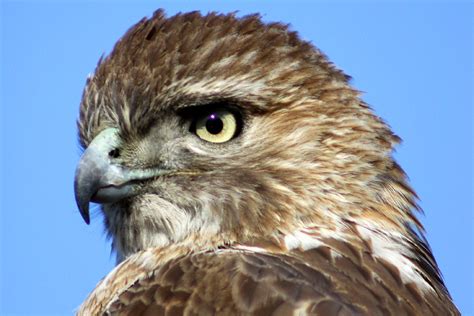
[74,10,459,315]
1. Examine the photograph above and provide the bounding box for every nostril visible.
[108,148,120,158]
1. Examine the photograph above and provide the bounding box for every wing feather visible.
[78,247,455,316]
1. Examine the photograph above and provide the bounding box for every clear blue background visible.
[1,1,472,315]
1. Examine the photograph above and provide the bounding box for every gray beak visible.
[74,128,171,224]
[74,128,135,224]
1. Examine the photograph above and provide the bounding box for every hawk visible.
[74,10,459,315]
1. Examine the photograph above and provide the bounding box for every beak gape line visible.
[74,128,168,224]
[74,128,130,224]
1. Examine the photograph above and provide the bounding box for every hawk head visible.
[75,9,430,278]
[74,10,459,315]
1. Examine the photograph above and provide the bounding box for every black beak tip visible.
[74,175,92,225]
[82,213,91,225]
[78,202,91,225]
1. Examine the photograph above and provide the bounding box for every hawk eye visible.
[193,108,240,143]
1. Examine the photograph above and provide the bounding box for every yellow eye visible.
[195,109,239,143]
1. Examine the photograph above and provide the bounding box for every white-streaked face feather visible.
[180,75,272,100]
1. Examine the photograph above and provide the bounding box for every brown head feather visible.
[76,10,458,315]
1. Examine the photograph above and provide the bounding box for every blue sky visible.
[1,1,472,315]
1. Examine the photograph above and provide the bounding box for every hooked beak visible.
[74,128,167,224]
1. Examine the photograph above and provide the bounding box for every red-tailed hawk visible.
[74,10,459,315]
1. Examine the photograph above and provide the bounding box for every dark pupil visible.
[206,114,224,134]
